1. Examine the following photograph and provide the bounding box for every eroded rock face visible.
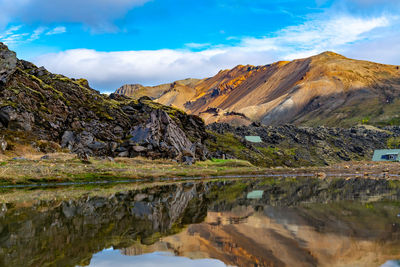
[57,107,209,161]
[126,110,195,160]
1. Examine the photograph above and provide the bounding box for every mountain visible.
[116,52,400,127]
[0,42,208,161]
[2,41,398,167]
[115,78,202,109]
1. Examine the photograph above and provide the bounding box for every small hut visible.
[372,149,400,162]
[245,136,262,143]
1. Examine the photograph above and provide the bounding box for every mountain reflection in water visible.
[1,177,400,267]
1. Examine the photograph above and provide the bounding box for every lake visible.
[1,177,400,267]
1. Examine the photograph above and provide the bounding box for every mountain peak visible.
[314,51,347,59]
[0,42,9,51]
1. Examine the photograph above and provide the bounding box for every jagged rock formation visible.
[0,42,208,161]
[115,52,400,127]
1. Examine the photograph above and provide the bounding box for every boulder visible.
[0,136,7,152]
[76,131,94,147]
[61,131,76,150]
[128,109,195,160]
[182,156,195,165]
[132,146,147,152]
[0,107,34,131]
[87,141,107,151]
[118,151,129,157]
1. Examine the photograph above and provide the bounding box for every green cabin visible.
[246,190,264,199]
[245,136,262,143]
[372,149,400,162]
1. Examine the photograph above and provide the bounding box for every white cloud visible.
[2,33,29,45]
[27,26,47,41]
[241,15,390,59]
[343,29,400,65]
[34,48,240,90]
[33,14,396,92]
[0,0,151,32]
[184,43,212,49]
[0,25,29,45]
[0,25,67,45]
[0,25,22,39]
[46,26,66,35]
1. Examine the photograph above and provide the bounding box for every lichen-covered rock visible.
[123,109,206,160]
[0,106,34,131]
[0,42,210,161]
[127,109,195,160]
[0,43,17,84]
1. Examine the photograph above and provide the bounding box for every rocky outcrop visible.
[0,42,209,161]
[120,109,196,160]
[206,123,399,166]
[0,43,17,84]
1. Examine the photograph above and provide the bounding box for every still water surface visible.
[1,177,400,267]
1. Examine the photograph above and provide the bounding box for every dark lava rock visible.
[207,122,398,166]
[126,109,196,160]
[0,42,210,162]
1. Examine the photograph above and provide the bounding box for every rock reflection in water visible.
[0,177,400,267]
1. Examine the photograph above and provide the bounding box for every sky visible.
[88,250,226,267]
[0,0,399,93]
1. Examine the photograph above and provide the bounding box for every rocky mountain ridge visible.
[116,52,400,127]
[0,42,208,161]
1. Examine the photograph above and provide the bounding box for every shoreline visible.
[1,152,400,186]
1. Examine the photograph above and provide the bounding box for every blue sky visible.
[0,0,399,92]
[88,250,226,267]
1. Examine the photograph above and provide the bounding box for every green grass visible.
[196,158,254,167]
[207,181,249,203]
[206,130,314,167]
[0,154,269,185]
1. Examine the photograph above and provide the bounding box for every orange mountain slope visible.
[115,52,400,127]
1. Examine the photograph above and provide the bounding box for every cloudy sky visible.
[0,0,399,92]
